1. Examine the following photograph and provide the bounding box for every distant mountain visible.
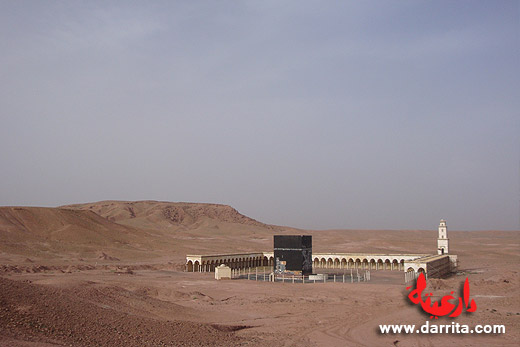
[62,200,274,231]
[0,206,162,259]
[0,201,283,263]
[4,200,461,269]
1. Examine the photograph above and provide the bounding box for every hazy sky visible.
[1,1,518,231]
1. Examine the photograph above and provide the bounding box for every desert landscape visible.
[0,200,518,346]
[2,1,517,346]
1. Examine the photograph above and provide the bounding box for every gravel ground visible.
[0,277,244,346]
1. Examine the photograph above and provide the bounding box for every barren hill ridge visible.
[0,201,278,261]
[0,206,160,260]
[62,200,273,230]
[0,206,134,238]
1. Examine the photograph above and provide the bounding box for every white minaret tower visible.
[437,219,449,255]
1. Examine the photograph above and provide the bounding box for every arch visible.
[417,267,425,273]
[340,258,347,269]
[327,258,333,268]
[398,259,404,271]
[391,259,398,271]
[355,258,361,269]
[362,259,368,269]
[194,260,200,272]
[334,258,340,269]
[348,258,354,269]
[369,259,376,270]
[384,259,391,270]
[377,259,383,270]
[320,258,327,268]
[263,256,268,266]
[406,267,415,272]
[187,260,194,272]
[314,258,320,268]
[269,256,274,266]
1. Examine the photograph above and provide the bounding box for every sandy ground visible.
[0,202,518,346]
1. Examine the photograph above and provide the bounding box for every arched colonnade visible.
[312,256,406,271]
[186,253,425,273]
[186,253,274,272]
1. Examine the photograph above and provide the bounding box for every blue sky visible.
[1,1,518,230]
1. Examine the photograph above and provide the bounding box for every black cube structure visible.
[273,235,312,275]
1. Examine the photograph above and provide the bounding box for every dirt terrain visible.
[0,201,518,346]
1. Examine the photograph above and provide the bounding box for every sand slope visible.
[62,200,273,231]
[0,202,288,265]
[0,276,243,346]
[0,201,518,346]
[0,207,163,260]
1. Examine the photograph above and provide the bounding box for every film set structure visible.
[186,220,458,284]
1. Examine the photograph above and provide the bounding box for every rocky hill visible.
[0,201,282,263]
[62,200,274,231]
[0,206,169,261]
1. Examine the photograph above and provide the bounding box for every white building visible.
[437,219,449,255]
